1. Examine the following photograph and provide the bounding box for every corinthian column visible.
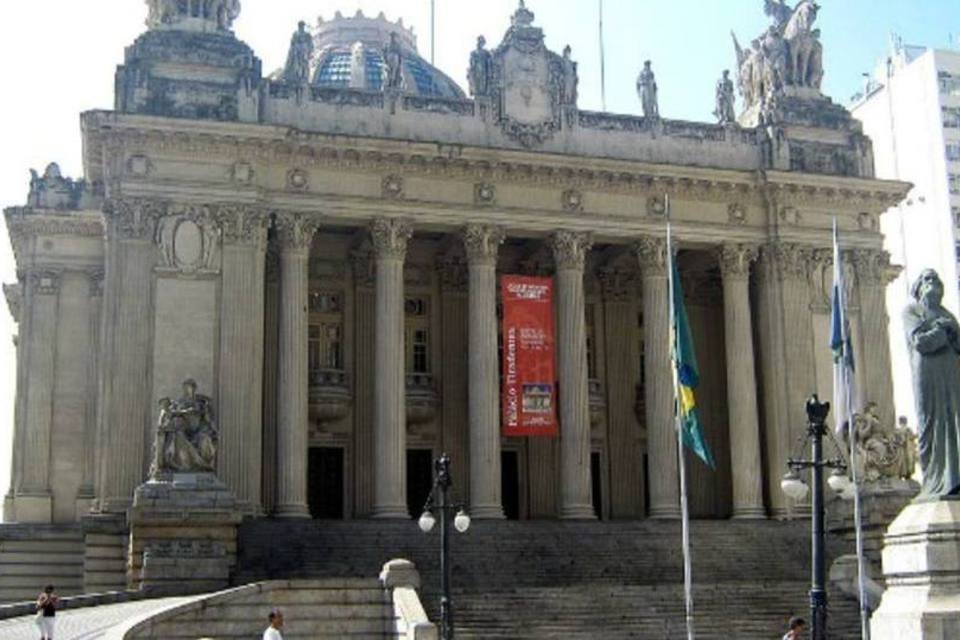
[97,199,162,514]
[463,224,506,519]
[635,236,679,519]
[274,213,319,518]
[218,207,269,514]
[15,269,60,523]
[852,249,896,426]
[718,245,766,519]
[371,218,413,519]
[551,230,596,520]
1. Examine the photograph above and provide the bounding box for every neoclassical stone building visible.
[3,1,908,533]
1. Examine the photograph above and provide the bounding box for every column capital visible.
[370,217,413,260]
[634,236,668,276]
[26,268,62,295]
[597,268,638,302]
[550,230,593,271]
[103,198,165,241]
[851,248,899,286]
[218,205,270,248]
[761,242,813,281]
[274,213,320,251]
[462,224,505,266]
[718,244,759,280]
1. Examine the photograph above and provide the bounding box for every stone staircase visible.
[0,524,85,603]
[237,519,863,639]
[123,579,401,639]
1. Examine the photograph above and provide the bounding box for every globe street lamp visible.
[418,453,470,640]
[781,395,848,640]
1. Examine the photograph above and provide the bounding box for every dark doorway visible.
[501,450,521,520]
[308,447,344,519]
[591,451,603,520]
[407,449,434,518]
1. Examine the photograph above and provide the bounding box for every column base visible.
[274,504,311,519]
[372,505,410,519]
[470,504,506,520]
[648,506,681,520]
[560,504,597,520]
[732,508,767,520]
[12,493,53,523]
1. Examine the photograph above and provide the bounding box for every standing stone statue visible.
[383,31,405,91]
[560,45,579,106]
[149,378,219,477]
[282,21,314,85]
[467,36,492,97]
[904,269,960,498]
[714,69,736,124]
[636,60,659,120]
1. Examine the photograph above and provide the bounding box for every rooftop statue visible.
[468,36,492,97]
[732,1,824,116]
[145,0,241,31]
[149,379,219,478]
[714,69,736,125]
[282,21,314,85]
[561,45,578,106]
[383,31,405,91]
[636,60,659,120]
[27,163,84,210]
[904,269,960,498]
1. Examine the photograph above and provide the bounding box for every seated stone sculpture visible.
[149,378,218,478]
[849,403,918,483]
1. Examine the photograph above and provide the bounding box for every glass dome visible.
[309,10,466,100]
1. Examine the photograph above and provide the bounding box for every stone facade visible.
[2,1,908,531]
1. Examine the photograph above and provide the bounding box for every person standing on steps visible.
[782,616,806,639]
[35,584,58,640]
[263,609,284,640]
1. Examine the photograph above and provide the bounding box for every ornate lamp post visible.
[418,453,471,640]
[780,396,851,640]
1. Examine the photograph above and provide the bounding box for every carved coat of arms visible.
[489,4,565,147]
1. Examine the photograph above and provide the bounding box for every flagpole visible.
[598,0,607,112]
[834,218,871,640]
[430,0,436,65]
[667,194,696,640]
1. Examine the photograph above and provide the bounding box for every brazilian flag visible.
[671,261,716,469]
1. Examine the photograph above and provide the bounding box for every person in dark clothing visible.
[35,584,58,640]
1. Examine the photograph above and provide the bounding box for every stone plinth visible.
[870,499,960,639]
[827,478,919,577]
[127,473,242,594]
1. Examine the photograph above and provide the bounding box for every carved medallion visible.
[562,189,584,212]
[382,174,405,199]
[728,203,747,225]
[287,168,309,191]
[474,182,496,205]
[646,195,667,217]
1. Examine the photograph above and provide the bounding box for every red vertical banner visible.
[501,275,558,437]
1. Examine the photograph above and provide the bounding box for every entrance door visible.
[407,449,435,518]
[501,450,521,520]
[308,447,344,519]
[591,451,603,520]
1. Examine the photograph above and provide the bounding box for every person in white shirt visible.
[263,609,284,640]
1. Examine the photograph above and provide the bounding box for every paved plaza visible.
[0,596,191,640]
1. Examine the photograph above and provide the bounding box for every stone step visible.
[232,589,388,605]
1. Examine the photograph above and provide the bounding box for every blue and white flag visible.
[830,219,859,434]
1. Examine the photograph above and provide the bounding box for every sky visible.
[0,0,956,514]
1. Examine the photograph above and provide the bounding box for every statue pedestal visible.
[127,473,242,594]
[870,498,960,639]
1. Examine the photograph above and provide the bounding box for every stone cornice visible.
[5,207,105,268]
[3,282,22,323]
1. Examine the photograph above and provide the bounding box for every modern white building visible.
[852,40,960,428]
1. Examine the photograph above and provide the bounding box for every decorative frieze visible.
[462,224,505,266]
[550,230,593,271]
[718,244,759,280]
[634,236,667,275]
[646,195,667,218]
[370,218,413,260]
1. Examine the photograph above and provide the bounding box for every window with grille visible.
[944,107,960,129]
[308,291,344,376]
[949,173,960,195]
